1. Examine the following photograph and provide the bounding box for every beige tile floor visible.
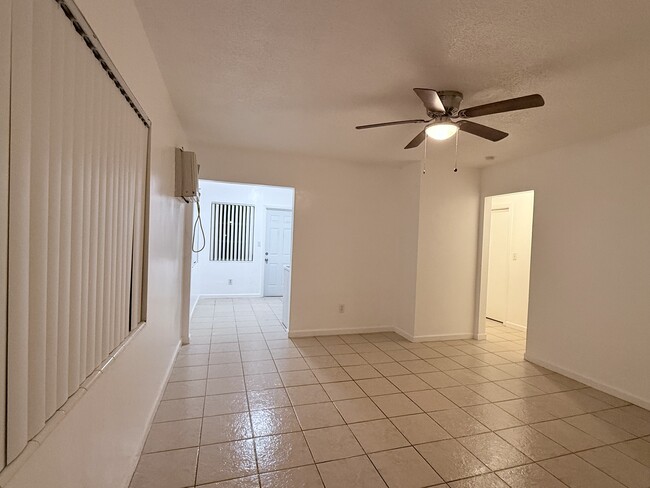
[129,298,650,488]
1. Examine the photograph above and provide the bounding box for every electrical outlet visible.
[228,279,233,285]
[338,304,345,313]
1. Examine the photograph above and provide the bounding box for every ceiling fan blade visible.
[413,88,446,114]
[459,94,545,118]
[355,118,428,130]
[458,120,508,141]
[404,129,426,149]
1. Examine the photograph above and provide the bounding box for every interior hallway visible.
[130,298,650,487]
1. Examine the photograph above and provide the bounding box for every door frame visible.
[262,206,293,298]
[485,204,512,323]
[475,190,534,340]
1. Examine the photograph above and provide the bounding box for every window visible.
[210,203,255,262]
[3,0,149,464]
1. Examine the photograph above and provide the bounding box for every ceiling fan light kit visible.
[355,88,545,149]
[425,122,458,140]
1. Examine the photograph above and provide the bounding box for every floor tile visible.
[371,393,422,417]
[563,414,635,443]
[429,408,490,437]
[247,388,291,410]
[250,407,301,437]
[294,402,345,430]
[418,372,461,389]
[207,376,246,395]
[387,374,431,393]
[244,373,283,391]
[130,447,198,488]
[356,377,400,396]
[467,382,518,402]
[201,413,252,445]
[143,418,202,453]
[464,403,523,430]
[373,362,411,376]
[312,367,352,383]
[448,473,509,487]
[255,432,314,473]
[197,474,260,487]
[594,408,650,436]
[540,454,626,488]
[612,438,650,467]
[497,426,569,461]
[577,445,650,488]
[391,413,450,445]
[259,465,323,487]
[204,392,249,416]
[286,384,330,406]
[369,447,443,488]
[439,386,491,407]
[303,425,364,462]
[406,389,456,412]
[531,419,603,451]
[496,463,568,487]
[416,439,490,482]
[170,366,209,382]
[334,397,385,423]
[496,398,557,423]
[154,397,205,423]
[207,362,244,379]
[321,381,367,401]
[279,370,318,387]
[343,364,382,380]
[317,455,387,488]
[458,432,531,470]
[163,379,206,400]
[196,439,257,485]
[349,419,410,453]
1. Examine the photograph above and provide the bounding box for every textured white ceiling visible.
[134,0,650,166]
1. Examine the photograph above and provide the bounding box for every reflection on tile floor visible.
[129,298,650,487]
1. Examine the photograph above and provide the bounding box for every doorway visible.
[478,190,534,339]
[189,180,295,329]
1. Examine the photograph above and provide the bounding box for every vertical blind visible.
[210,203,255,262]
[0,0,11,472]
[6,0,150,463]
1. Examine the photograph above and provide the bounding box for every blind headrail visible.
[54,0,151,128]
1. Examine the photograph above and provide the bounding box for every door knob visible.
[265,258,268,263]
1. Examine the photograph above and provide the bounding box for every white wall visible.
[193,143,404,337]
[3,0,188,486]
[191,180,294,298]
[412,163,481,341]
[490,191,534,329]
[480,125,650,408]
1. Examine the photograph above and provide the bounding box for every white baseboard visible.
[475,333,487,340]
[410,332,475,343]
[524,352,650,410]
[198,293,262,299]
[289,326,474,343]
[288,326,394,338]
[504,321,527,332]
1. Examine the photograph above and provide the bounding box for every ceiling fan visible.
[356,89,545,149]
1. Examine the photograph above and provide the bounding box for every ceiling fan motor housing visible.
[433,91,463,117]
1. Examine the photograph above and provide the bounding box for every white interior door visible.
[486,207,510,322]
[264,209,292,297]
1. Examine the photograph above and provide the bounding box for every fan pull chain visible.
[453,129,459,173]
[422,133,428,174]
